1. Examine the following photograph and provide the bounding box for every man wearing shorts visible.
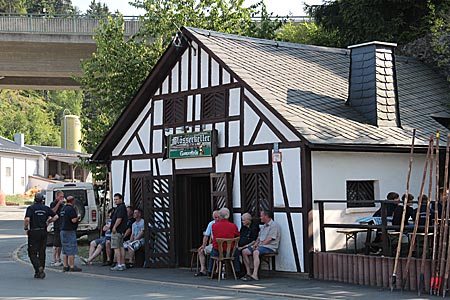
[60,196,82,272]
[110,193,128,271]
[241,210,280,281]
[194,210,219,277]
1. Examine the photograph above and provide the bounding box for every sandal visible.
[194,271,207,277]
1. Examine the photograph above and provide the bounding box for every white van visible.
[46,182,101,242]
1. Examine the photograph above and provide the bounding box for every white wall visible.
[311,151,428,251]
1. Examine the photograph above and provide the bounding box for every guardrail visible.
[0,14,141,35]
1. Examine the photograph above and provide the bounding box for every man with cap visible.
[60,195,82,272]
[24,192,58,279]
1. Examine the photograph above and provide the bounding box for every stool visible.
[190,248,199,272]
[260,252,278,271]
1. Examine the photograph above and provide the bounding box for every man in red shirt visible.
[210,207,240,276]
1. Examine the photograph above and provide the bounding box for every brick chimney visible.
[347,41,401,127]
[14,133,24,147]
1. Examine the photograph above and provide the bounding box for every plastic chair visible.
[210,237,240,281]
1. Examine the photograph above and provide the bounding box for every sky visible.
[71,0,323,16]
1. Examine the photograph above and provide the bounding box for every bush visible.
[5,194,33,206]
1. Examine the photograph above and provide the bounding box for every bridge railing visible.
[0,14,141,35]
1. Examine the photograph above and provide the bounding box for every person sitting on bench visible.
[241,210,280,281]
[123,208,145,268]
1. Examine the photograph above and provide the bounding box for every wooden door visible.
[210,173,232,218]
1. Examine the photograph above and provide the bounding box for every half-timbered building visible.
[91,27,450,274]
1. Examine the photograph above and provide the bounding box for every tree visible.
[0,90,60,146]
[46,90,83,126]
[306,0,442,48]
[86,0,109,17]
[0,0,26,13]
[276,20,341,47]
[77,0,284,159]
[25,0,76,15]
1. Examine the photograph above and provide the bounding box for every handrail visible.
[0,14,142,34]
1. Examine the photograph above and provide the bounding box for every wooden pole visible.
[431,131,440,295]
[391,129,416,292]
[402,136,433,291]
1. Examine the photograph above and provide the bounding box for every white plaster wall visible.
[132,159,151,172]
[211,59,219,86]
[243,150,268,166]
[215,122,225,148]
[187,95,194,122]
[181,51,189,91]
[275,212,304,272]
[113,101,151,156]
[243,102,259,146]
[281,148,302,208]
[171,62,179,93]
[155,158,172,176]
[223,69,231,85]
[254,123,281,145]
[200,50,209,88]
[195,94,201,121]
[232,153,241,208]
[244,90,299,142]
[138,117,151,154]
[152,129,163,154]
[111,160,124,200]
[123,138,142,156]
[229,88,240,116]
[26,159,38,176]
[153,100,163,126]
[311,151,428,251]
[191,42,198,90]
[162,77,169,94]
[175,157,212,170]
[14,158,25,194]
[228,121,240,147]
[215,153,233,173]
[1,157,14,195]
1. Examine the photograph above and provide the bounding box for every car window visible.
[54,189,88,207]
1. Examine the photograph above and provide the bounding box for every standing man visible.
[24,192,58,279]
[60,196,82,272]
[50,190,64,267]
[110,193,128,271]
[241,210,280,281]
[194,210,219,277]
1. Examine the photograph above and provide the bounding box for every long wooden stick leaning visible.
[418,137,434,295]
[430,131,440,295]
[437,133,450,296]
[391,129,416,292]
[402,136,433,291]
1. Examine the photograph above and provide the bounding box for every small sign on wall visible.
[272,152,282,163]
[168,130,217,159]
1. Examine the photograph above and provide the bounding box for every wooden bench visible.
[336,229,367,254]
[260,251,278,271]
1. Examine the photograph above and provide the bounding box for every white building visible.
[91,27,450,273]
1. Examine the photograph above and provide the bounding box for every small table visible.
[337,229,367,254]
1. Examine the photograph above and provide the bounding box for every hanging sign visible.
[168,130,216,159]
[272,152,282,163]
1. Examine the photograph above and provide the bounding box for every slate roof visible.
[27,145,89,157]
[0,136,40,156]
[186,27,450,147]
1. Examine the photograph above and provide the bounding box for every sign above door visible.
[168,130,217,159]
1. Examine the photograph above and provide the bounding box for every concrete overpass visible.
[0,14,141,90]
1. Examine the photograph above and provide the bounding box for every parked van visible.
[46,182,101,242]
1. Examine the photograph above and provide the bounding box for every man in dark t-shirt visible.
[24,193,58,279]
[50,190,64,266]
[110,193,128,271]
[392,194,414,228]
[60,196,81,272]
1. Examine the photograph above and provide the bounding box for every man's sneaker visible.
[63,266,70,272]
[79,257,90,265]
[69,266,82,272]
[110,265,125,271]
[53,261,63,267]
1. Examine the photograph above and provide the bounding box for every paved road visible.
[0,206,437,300]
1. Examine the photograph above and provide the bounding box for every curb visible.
[13,244,325,300]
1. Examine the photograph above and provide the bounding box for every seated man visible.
[413,195,435,233]
[123,208,145,268]
[210,207,240,277]
[194,210,219,277]
[241,210,280,281]
[238,213,259,276]
[392,193,414,227]
[81,208,114,265]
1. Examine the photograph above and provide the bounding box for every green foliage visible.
[86,0,110,17]
[276,20,342,47]
[307,0,441,47]
[0,90,60,146]
[0,0,26,13]
[25,0,76,14]
[77,0,284,162]
[46,90,83,126]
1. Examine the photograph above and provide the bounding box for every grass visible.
[5,194,33,206]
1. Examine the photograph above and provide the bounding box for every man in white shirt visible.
[194,210,219,277]
[123,208,145,268]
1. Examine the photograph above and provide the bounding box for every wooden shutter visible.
[210,173,232,215]
[242,166,272,219]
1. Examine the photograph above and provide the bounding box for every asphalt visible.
[14,242,439,300]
